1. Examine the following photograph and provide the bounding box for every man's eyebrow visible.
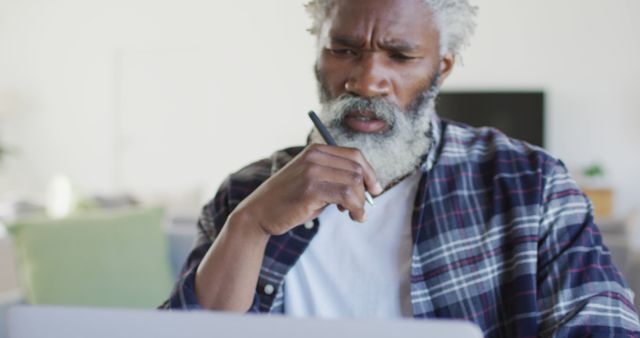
[380,40,421,53]
[329,35,365,48]
[330,35,421,53]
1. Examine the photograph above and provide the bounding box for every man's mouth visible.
[343,111,389,133]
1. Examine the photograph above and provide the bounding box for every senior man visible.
[162,0,640,336]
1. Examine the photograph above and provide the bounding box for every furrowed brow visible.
[330,35,364,48]
[381,40,420,53]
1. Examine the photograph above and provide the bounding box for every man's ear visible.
[438,53,455,85]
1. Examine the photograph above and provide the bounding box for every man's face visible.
[316,0,448,134]
[311,0,453,188]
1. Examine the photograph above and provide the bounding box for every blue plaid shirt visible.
[161,115,640,337]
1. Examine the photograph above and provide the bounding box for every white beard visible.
[309,93,437,189]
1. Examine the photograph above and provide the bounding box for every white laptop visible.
[6,305,483,338]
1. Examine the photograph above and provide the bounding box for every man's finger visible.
[305,163,368,193]
[306,144,383,195]
[314,181,366,222]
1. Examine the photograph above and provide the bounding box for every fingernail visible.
[374,183,383,195]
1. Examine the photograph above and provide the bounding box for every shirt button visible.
[304,220,314,229]
[264,284,275,295]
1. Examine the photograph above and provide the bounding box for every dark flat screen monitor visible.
[436,91,545,148]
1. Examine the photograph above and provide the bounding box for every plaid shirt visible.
[161,114,640,337]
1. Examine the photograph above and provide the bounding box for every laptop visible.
[6,305,483,338]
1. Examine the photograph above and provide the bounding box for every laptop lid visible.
[6,305,483,338]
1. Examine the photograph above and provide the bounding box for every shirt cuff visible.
[159,264,262,313]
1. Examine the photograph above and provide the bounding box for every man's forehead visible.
[325,0,437,47]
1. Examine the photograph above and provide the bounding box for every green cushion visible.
[10,207,173,308]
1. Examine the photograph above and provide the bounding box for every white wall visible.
[1,0,639,217]
[0,0,318,214]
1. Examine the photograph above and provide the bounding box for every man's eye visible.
[329,48,357,57]
[391,53,416,61]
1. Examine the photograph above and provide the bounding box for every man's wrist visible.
[226,209,271,245]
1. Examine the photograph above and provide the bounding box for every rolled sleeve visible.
[159,241,262,313]
[159,242,209,310]
[160,265,201,310]
[159,176,263,313]
[159,178,230,310]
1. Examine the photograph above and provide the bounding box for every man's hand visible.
[195,144,382,311]
[231,144,383,236]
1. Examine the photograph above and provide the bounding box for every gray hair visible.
[305,0,478,57]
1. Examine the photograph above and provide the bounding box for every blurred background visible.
[1,0,639,333]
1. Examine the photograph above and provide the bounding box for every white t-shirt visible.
[283,170,421,318]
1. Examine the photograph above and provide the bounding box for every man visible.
[161,0,640,336]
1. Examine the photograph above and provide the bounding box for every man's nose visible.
[344,52,391,98]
